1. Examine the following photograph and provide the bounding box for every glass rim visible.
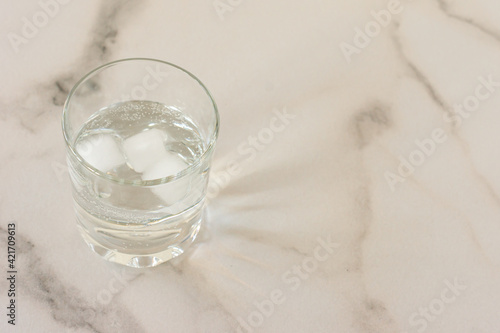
[62,57,219,186]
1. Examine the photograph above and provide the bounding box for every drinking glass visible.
[62,58,219,267]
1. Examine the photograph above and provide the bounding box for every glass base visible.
[79,221,201,268]
[75,202,204,268]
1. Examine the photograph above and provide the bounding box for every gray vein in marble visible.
[356,298,398,332]
[350,176,399,332]
[392,24,500,205]
[52,78,73,106]
[390,30,456,126]
[347,105,407,332]
[44,0,140,108]
[389,26,500,267]
[218,219,317,261]
[12,0,143,139]
[353,105,392,149]
[437,0,500,43]
[55,81,68,95]
[451,139,500,207]
[0,225,146,333]
[17,105,56,134]
[87,0,129,61]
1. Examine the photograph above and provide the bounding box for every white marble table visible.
[1,0,500,332]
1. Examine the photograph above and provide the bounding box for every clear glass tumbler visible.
[62,58,219,268]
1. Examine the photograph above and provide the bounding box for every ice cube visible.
[149,177,190,206]
[76,134,125,172]
[142,152,187,180]
[122,129,168,173]
[142,152,189,205]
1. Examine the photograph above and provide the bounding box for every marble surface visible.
[1,0,500,332]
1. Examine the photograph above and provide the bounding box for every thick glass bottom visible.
[75,201,204,268]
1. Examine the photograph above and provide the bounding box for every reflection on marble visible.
[1,0,500,332]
